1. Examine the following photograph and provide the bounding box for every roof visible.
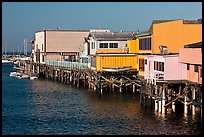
[184,42,202,48]
[134,31,152,38]
[183,20,202,24]
[35,29,90,33]
[152,19,202,25]
[89,32,135,41]
[152,20,175,24]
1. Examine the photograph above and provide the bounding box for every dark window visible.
[149,38,151,50]
[139,37,151,50]
[139,59,144,71]
[194,65,198,72]
[139,39,142,50]
[91,42,95,49]
[99,43,108,48]
[42,55,44,62]
[161,62,164,72]
[154,61,164,71]
[144,59,147,65]
[200,68,202,77]
[187,64,190,70]
[42,44,43,51]
[109,43,118,48]
[142,39,146,50]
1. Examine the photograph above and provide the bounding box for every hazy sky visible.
[2,2,202,52]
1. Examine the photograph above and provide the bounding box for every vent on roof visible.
[159,45,168,55]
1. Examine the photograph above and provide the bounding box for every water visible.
[2,63,202,135]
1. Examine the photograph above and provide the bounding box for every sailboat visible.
[2,42,13,64]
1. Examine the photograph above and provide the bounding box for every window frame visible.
[99,43,108,48]
[109,43,118,48]
[187,64,190,70]
[194,65,199,72]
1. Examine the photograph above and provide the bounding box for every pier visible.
[16,59,202,120]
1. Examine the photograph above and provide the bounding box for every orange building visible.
[128,19,202,76]
[150,19,202,54]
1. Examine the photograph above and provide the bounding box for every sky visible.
[2,2,202,52]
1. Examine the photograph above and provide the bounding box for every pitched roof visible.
[89,32,135,41]
[184,42,202,48]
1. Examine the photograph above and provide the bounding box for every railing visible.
[46,60,88,69]
[147,71,164,84]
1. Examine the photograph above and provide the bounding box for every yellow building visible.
[96,54,137,72]
[128,19,202,76]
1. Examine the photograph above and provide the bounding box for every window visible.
[194,65,198,72]
[139,37,151,50]
[42,55,44,62]
[187,64,190,70]
[139,59,144,71]
[154,61,164,72]
[154,61,158,70]
[91,42,95,49]
[144,59,147,65]
[200,68,202,78]
[109,43,118,48]
[42,44,43,51]
[161,62,164,72]
[99,43,108,48]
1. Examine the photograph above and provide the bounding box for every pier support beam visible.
[172,102,176,112]
[192,88,196,115]
[158,99,162,113]
[155,99,158,111]
[184,95,188,116]
[162,84,166,114]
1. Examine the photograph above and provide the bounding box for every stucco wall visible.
[152,20,202,54]
[179,48,202,65]
[46,31,89,52]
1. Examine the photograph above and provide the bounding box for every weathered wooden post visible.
[133,84,135,93]
[158,86,162,113]
[184,93,188,116]
[99,76,102,95]
[154,84,158,111]
[119,78,123,93]
[162,84,166,114]
[192,87,196,115]
[140,92,142,104]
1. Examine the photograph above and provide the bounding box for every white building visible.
[81,31,135,68]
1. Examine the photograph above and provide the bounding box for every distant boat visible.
[9,72,21,77]
[30,76,38,80]
[102,66,132,72]
[2,59,13,63]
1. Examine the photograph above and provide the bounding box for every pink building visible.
[144,54,187,83]
[179,42,202,84]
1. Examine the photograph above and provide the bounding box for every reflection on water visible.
[2,64,202,135]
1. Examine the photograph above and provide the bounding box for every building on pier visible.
[179,42,202,84]
[144,54,187,84]
[127,19,202,77]
[31,29,90,64]
[84,31,135,70]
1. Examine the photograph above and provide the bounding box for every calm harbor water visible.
[2,63,202,135]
